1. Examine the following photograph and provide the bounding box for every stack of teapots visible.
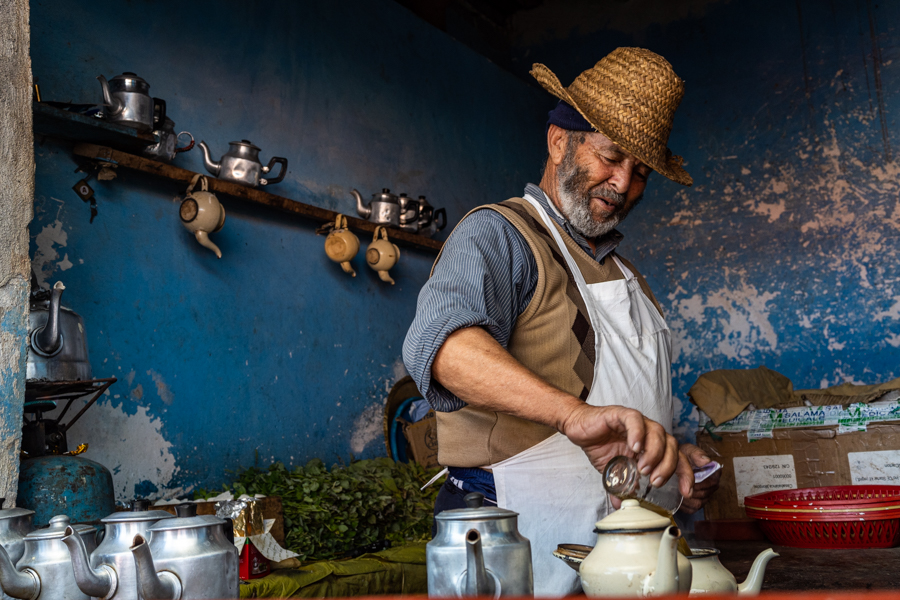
[0,515,97,600]
[63,500,174,600]
[0,501,34,600]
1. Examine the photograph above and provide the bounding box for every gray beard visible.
[555,148,641,239]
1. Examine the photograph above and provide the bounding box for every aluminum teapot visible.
[97,73,165,131]
[63,500,174,600]
[353,189,401,228]
[397,194,420,233]
[686,547,778,596]
[199,140,287,187]
[417,196,447,238]
[578,499,684,597]
[130,503,238,600]
[143,117,194,163]
[0,515,97,600]
[27,281,92,382]
[427,492,533,597]
[0,500,34,600]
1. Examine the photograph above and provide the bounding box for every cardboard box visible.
[698,421,900,519]
[404,410,439,469]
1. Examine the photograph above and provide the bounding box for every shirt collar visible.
[523,183,623,262]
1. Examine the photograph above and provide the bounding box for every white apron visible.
[490,194,674,596]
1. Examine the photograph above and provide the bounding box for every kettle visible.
[63,500,175,600]
[417,196,447,238]
[143,117,194,163]
[686,547,778,596]
[198,140,287,187]
[130,503,238,600]
[427,492,533,597]
[0,500,34,600]
[0,515,97,600]
[366,227,399,285]
[352,189,401,228]
[97,73,165,131]
[180,175,226,258]
[397,194,420,233]
[27,281,92,382]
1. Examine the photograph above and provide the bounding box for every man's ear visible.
[547,124,568,167]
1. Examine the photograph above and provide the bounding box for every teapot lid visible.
[229,140,261,151]
[435,492,518,522]
[0,498,34,520]
[101,510,174,523]
[594,499,670,531]
[26,515,94,540]
[147,504,225,532]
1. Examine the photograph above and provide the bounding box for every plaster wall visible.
[29,0,546,500]
[0,0,34,505]
[508,0,900,439]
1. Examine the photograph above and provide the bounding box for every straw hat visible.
[531,48,692,186]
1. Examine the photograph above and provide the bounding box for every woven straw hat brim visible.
[531,62,692,187]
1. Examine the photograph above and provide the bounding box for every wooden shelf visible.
[33,102,159,152]
[71,143,443,253]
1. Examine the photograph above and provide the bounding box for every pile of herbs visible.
[195,458,441,561]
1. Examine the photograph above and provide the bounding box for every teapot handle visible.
[373,225,389,242]
[175,132,195,153]
[260,157,288,185]
[334,214,348,230]
[434,207,447,232]
[152,98,166,129]
[185,174,208,195]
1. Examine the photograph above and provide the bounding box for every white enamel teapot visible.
[578,499,685,597]
[686,547,778,595]
[179,175,225,258]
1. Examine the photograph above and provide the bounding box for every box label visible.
[733,455,797,505]
[848,450,900,484]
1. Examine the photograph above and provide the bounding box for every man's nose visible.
[608,163,633,195]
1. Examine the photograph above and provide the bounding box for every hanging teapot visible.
[352,189,401,227]
[577,499,686,597]
[427,492,533,597]
[686,547,778,596]
[143,117,194,163]
[180,175,225,258]
[27,281,92,382]
[63,500,175,600]
[417,196,447,238]
[198,140,287,187]
[324,215,360,277]
[97,73,165,131]
[366,226,399,285]
[130,503,238,600]
[0,515,97,600]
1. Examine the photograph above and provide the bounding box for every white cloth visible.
[490,193,673,596]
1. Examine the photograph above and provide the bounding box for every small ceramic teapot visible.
[578,499,685,597]
[324,215,360,277]
[687,548,778,596]
[366,227,399,285]
[180,175,225,258]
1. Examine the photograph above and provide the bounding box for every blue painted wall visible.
[507,0,900,439]
[29,0,547,500]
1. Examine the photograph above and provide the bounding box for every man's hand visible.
[679,443,722,515]
[559,402,693,499]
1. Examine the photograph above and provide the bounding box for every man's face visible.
[555,131,652,238]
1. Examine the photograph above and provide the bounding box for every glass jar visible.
[603,455,683,514]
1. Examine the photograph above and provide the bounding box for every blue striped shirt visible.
[402,184,623,412]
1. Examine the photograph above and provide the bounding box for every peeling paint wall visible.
[0,0,34,505]
[509,0,900,440]
[29,0,546,500]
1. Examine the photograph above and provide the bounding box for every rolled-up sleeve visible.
[402,208,536,412]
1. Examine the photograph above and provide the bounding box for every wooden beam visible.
[72,143,444,253]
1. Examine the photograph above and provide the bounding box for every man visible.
[403,48,720,594]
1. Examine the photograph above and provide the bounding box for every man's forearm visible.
[431,325,582,432]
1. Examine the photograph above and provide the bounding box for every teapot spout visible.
[33,281,64,355]
[737,548,778,595]
[131,535,182,600]
[377,270,395,285]
[194,231,222,259]
[646,525,680,596]
[63,526,116,599]
[464,529,496,597]
[352,189,371,219]
[198,142,221,176]
[0,545,39,600]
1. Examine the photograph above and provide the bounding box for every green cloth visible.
[239,543,427,598]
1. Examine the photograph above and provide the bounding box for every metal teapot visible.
[97,73,165,131]
[686,547,777,596]
[0,500,34,600]
[417,196,447,238]
[397,194,420,233]
[130,503,238,600]
[578,500,684,597]
[143,117,194,163]
[27,281,92,382]
[63,500,174,600]
[0,515,97,600]
[352,189,401,228]
[198,140,287,187]
[427,492,533,597]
